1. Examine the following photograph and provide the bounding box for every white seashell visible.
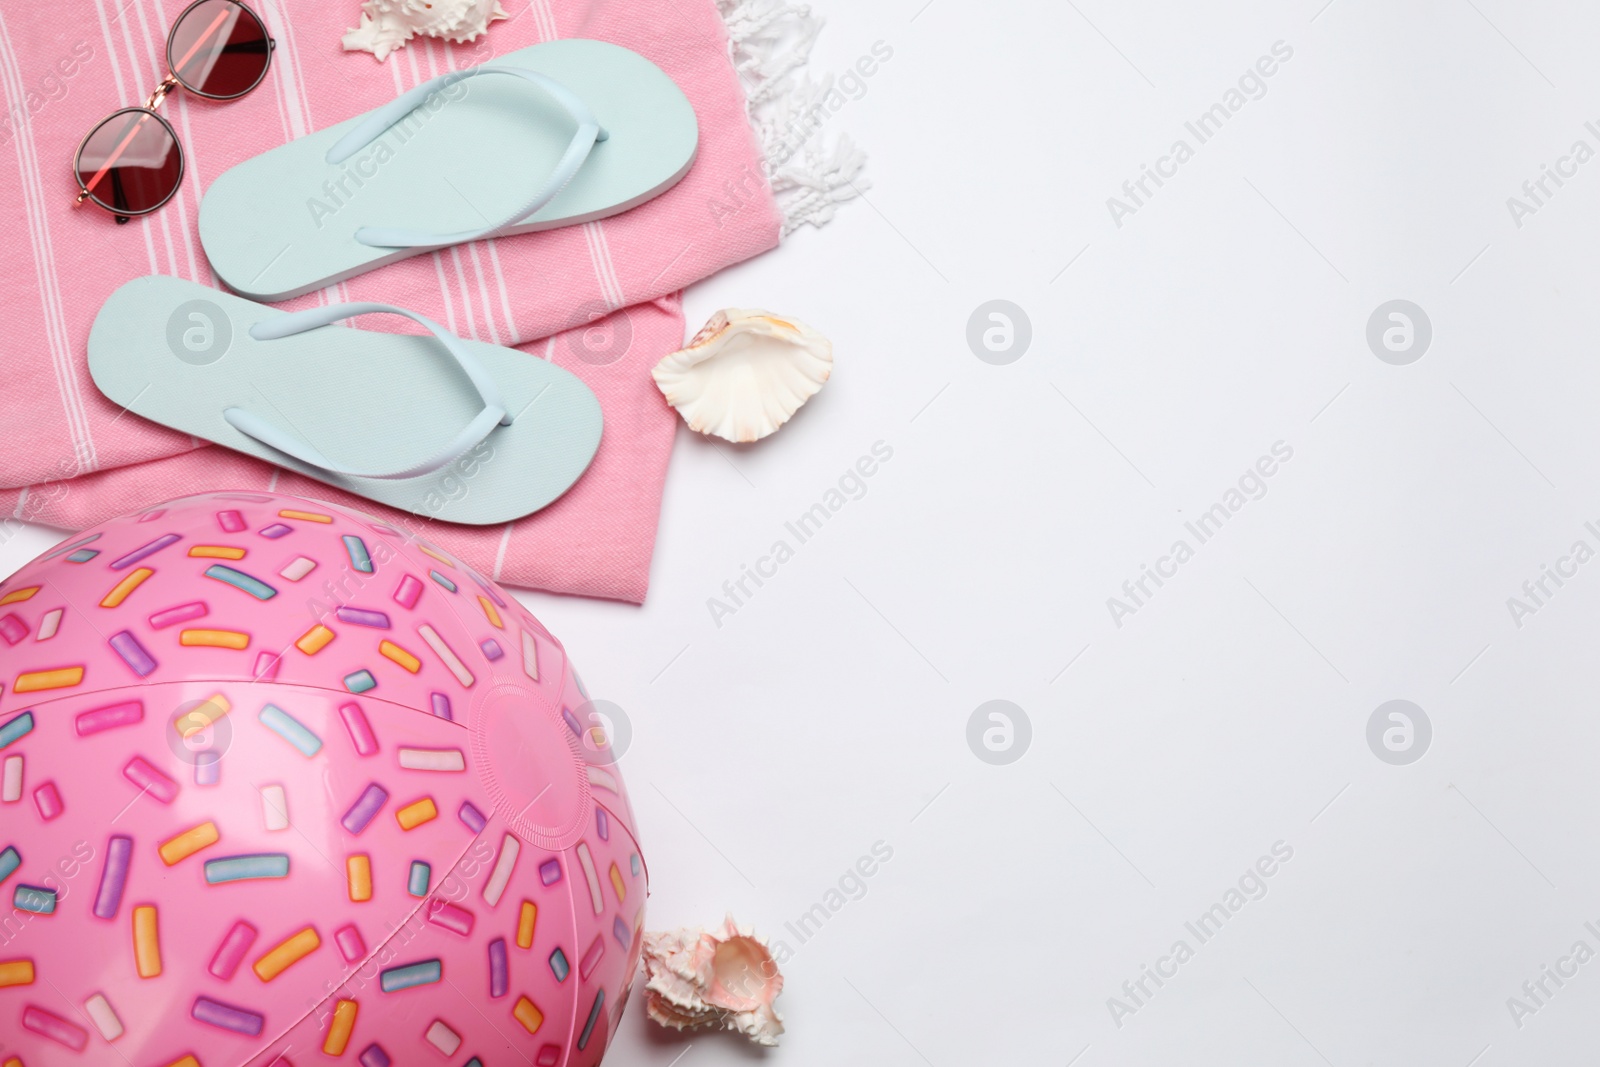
[342,0,508,62]
[641,916,786,1046]
[652,309,832,443]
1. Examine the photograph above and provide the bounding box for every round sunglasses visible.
[73,0,274,222]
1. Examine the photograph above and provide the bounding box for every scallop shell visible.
[342,0,508,61]
[652,309,832,443]
[641,916,786,1046]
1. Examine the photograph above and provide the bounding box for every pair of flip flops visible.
[89,40,698,525]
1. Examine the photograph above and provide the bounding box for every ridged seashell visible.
[652,309,832,443]
[641,916,786,1046]
[342,0,508,62]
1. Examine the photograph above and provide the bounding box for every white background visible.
[10,0,1600,1063]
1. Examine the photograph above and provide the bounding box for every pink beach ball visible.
[0,493,644,1066]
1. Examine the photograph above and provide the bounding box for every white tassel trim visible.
[717,0,867,235]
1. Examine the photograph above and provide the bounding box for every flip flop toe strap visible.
[223,302,511,481]
[324,65,608,249]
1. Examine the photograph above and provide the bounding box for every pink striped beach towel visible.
[0,0,793,601]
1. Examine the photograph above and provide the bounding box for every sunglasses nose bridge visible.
[144,74,180,112]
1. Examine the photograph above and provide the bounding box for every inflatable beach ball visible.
[0,493,644,1066]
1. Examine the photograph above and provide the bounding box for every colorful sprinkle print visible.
[0,493,644,1064]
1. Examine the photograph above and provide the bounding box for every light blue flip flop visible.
[88,275,603,525]
[199,39,698,301]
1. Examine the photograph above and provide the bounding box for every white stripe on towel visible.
[465,244,501,344]
[582,221,625,309]
[493,523,513,580]
[93,0,162,278]
[485,238,520,345]
[0,6,99,474]
[122,0,183,279]
[132,0,204,282]
[531,0,558,43]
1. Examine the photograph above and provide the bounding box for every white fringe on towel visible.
[717,0,867,235]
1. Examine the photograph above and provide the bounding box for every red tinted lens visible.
[168,0,270,99]
[76,109,182,216]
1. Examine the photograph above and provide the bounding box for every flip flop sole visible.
[199,39,698,301]
[88,276,603,525]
